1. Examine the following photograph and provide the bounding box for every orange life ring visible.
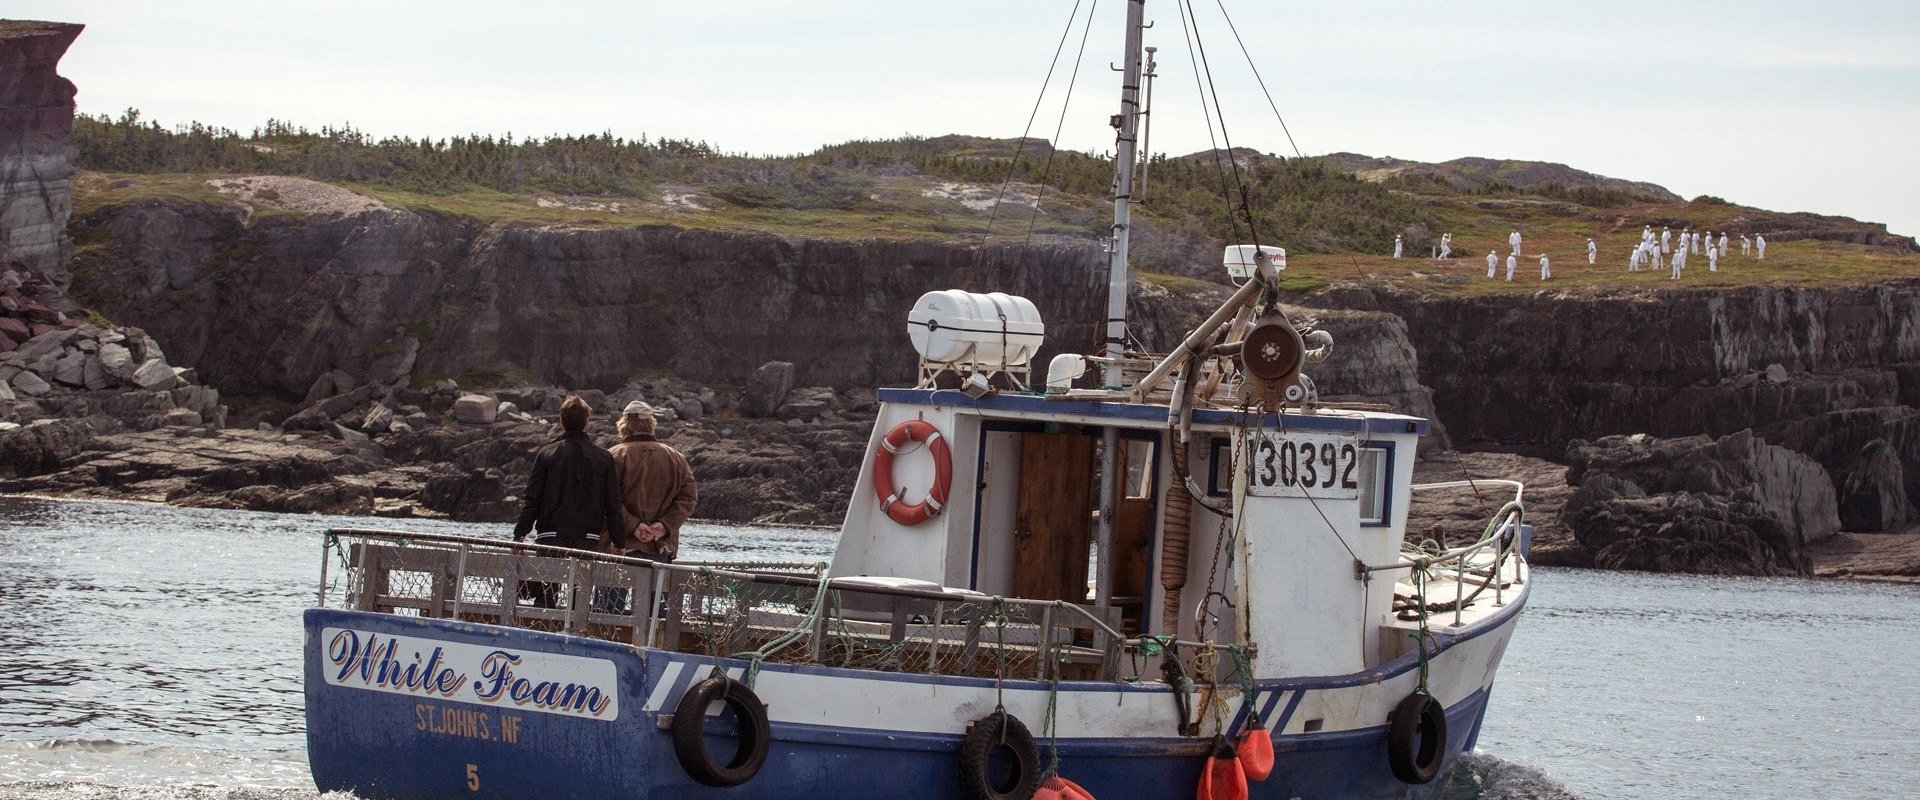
[872,419,953,526]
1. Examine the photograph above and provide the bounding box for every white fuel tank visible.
[907,290,1046,367]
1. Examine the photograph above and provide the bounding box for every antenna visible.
[1138,46,1159,204]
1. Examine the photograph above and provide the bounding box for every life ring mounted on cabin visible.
[872,419,953,526]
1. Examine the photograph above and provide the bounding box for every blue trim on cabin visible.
[878,388,1430,436]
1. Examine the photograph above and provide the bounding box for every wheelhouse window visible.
[1358,445,1390,526]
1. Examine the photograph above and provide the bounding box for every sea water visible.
[1,496,1914,799]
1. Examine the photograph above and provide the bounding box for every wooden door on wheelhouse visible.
[1011,432,1095,603]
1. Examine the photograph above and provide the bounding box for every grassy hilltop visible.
[70,111,1919,296]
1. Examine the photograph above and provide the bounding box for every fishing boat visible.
[303,4,1532,798]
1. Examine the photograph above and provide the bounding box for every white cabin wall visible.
[1362,432,1421,663]
[1234,467,1368,679]
[829,405,975,585]
[969,430,1023,592]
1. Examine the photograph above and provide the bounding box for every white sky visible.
[15,0,1920,237]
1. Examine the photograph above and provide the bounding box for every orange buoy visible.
[1040,775,1095,800]
[871,419,953,526]
[1237,722,1275,782]
[1196,737,1248,800]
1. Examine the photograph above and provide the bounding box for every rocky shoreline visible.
[2,358,875,527]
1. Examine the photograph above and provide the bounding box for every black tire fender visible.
[1387,691,1448,784]
[957,709,1041,800]
[671,676,772,787]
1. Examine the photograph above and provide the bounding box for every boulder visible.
[0,418,95,477]
[367,337,420,387]
[303,369,358,405]
[97,342,135,381]
[1837,440,1912,532]
[13,329,76,362]
[138,334,167,366]
[132,358,179,391]
[1564,430,1840,575]
[0,380,13,403]
[81,354,110,390]
[172,385,221,419]
[316,384,376,420]
[11,370,51,397]
[362,402,396,434]
[777,386,835,420]
[452,394,499,425]
[159,408,204,428]
[101,390,175,419]
[331,422,370,446]
[281,404,334,432]
[50,351,85,386]
[740,361,795,418]
[675,399,704,421]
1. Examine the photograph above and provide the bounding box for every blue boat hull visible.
[306,608,1501,799]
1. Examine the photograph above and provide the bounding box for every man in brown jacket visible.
[608,401,698,562]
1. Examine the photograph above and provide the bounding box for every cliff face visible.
[1309,282,1920,448]
[70,200,1121,396]
[0,21,81,286]
[1309,281,1920,534]
[69,198,1441,422]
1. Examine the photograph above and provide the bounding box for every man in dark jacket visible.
[511,395,622,608]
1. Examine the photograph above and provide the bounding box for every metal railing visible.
[318,528,1228,684]
[1362,480,1527,627]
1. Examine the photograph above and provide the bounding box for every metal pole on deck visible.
[1095,0,1148,612]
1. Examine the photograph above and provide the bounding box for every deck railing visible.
[317,529,1227,684]
[1366,479,1527,627]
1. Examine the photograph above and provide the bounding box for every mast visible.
[1095,0,1148,612]
[1103,0,1147,387]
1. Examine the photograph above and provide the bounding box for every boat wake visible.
[0,751,1576,800]
[1442,752,1582,799]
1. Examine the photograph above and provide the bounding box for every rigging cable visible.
[1211,0,1303,159]
[1184,0,1263,251]
[1023,0,1102,249]
[967,0,1088,284]
[1174,0,1243,246]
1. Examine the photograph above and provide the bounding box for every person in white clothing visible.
[1741,234,1751,255]
[1645,226,1655,244]
[1718,232,1729,258]
[1661,227,1671,254]
[1692,231,1702,255]
[1587,237,1598,264]
[1394,235,1403,258]
[1629,244,1642,272]
[1440,233,1453,260]
[1539,254,1551,280]
[1756,235,1767,259]
[1505,253,1516,282]
[1670,249,1683,280]
[1708,245,1719,272]
[1487,250,1498,278]
[1509,230,1522,256]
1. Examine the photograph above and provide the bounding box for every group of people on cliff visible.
[1389,224,1769,282]
[508,396,698,609]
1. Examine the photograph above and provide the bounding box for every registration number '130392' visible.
[1246,431,1363,499]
